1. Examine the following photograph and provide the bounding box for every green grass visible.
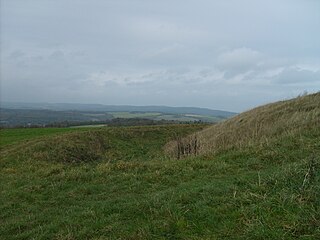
[0,124,319,239]
[0,127,95,147]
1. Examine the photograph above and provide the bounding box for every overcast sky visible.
[1,0,319,112]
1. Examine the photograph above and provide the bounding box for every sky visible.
[1,0,319,112]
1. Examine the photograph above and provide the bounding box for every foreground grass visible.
[1,124,319,239]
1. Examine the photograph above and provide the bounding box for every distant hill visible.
[0,108,113,127]
[1,102,236,118]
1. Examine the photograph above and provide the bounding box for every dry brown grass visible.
[165,92,320,158]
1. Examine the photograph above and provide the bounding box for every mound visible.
[23,130,109,163]
[165,92,320,158]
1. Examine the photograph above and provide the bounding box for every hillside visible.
[1,94,319,239]
[165,92,320,158]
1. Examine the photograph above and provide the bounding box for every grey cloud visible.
[49,50,65,60]
[1,0,320,112]
[216,47,262,78]
[217,48,261,68]
[8,50,25,59]
[273,68,320,85]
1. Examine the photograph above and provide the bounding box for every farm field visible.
[110,112,223,122]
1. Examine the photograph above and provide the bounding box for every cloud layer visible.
[1,0,320,111]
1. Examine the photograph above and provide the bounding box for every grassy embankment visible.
[1,93,319,239]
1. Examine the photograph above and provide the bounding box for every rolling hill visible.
[2,102,236,118]
[1,102,236,127]
[0,93,319,239]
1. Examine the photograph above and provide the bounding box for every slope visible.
[165,92,320,158]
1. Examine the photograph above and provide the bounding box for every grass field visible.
[1,94,319,239]
[0,127,92,147]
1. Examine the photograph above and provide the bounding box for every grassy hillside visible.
[1,94,319,239]
[0,127,92,147]
[165,92,320,158]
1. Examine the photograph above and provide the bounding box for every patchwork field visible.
[109,112,223,122]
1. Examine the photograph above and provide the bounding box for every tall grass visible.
[165,92,320,158]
